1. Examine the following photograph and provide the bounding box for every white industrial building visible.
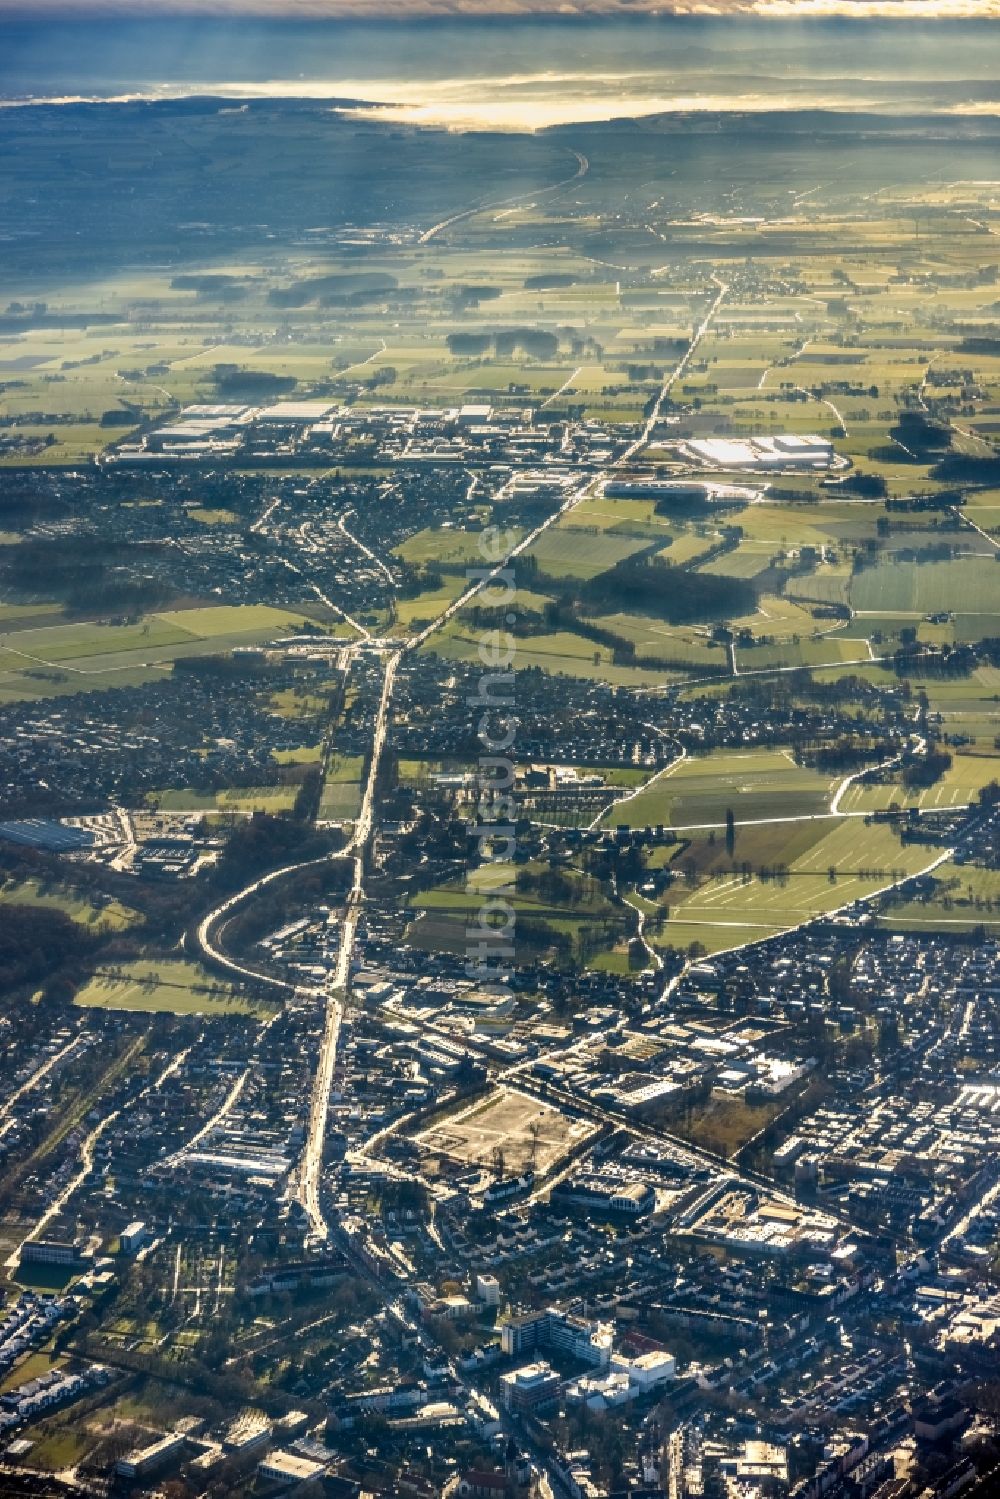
[683,434,834,470]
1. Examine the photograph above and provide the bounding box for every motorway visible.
[418,149,589,244]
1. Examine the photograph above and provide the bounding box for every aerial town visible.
[2,12,1000,1499]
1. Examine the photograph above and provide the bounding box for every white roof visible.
[255,401,338,422]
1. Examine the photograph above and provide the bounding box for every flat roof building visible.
[499,1360,561,1414]
[115,1432,185,1479]
[258,1449,326,1485]
[20,1239,88,1268]
[254,401,338,425]
[119,1222,147,1255]
[684,435,834,470]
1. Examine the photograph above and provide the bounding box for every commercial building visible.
[683,434,834,470]
[253,401,338,426]
[20,1238,89,1268]
[611,1349,676,1390]
[223,1410,271,1452]
[500,1307,613,1368]
[499,1360,561,1414]
[603,480,713,503]
[551,1174,655,1219]
[118,1221,147,1255]
[115,1431,186,1480]
[0,820,94,853]
[258,1449,327,1485]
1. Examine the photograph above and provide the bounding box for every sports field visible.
[317,754,365,821]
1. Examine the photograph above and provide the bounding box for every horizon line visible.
[2,1,999,20]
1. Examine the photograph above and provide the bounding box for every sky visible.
[2,3,996,128]
[2,1,999,15]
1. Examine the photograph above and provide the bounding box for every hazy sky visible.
[2,0,998,15]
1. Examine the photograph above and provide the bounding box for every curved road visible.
[419,150,589,244]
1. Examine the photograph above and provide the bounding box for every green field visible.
[273,743,323,765]
[586,613,726,669]
[653,819,942,955]
[0,1353,65,1396]
[269,687,331,719]
[527,525,650,580]
[75,960,272,1017]
[185,507,239,526]
[0,879,139,931]
[395,524,521,567]
[0,603,320,704]
[318,754,365,821]
[837,752,999,814]
[407,858,625,965]
[878,860,1000,933]
[149,785,298,813]
[392,574,470,630]
[428,616,675,689]
[734,636,869,672]
[603,747,839,830]
[850,556,1000,616]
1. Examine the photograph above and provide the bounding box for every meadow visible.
[837,753,1000,815]
[878,862,1000,934]
[653,819,940,956]
[150,786,298,814]
[75,960,273,1017]
[603,748,839,831]
[0,603,319,704]
[0,879,139,932]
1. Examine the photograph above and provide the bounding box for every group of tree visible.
[901,747,953,788]
[0,902,96,1000]
[445,327,559,360]
[267,270,397,308]
[577,551,757,625]
[1,533,174,616]
[212,365,296,400]
[211,811,343,893]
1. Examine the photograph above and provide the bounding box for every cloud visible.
[4,0,1000,15]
